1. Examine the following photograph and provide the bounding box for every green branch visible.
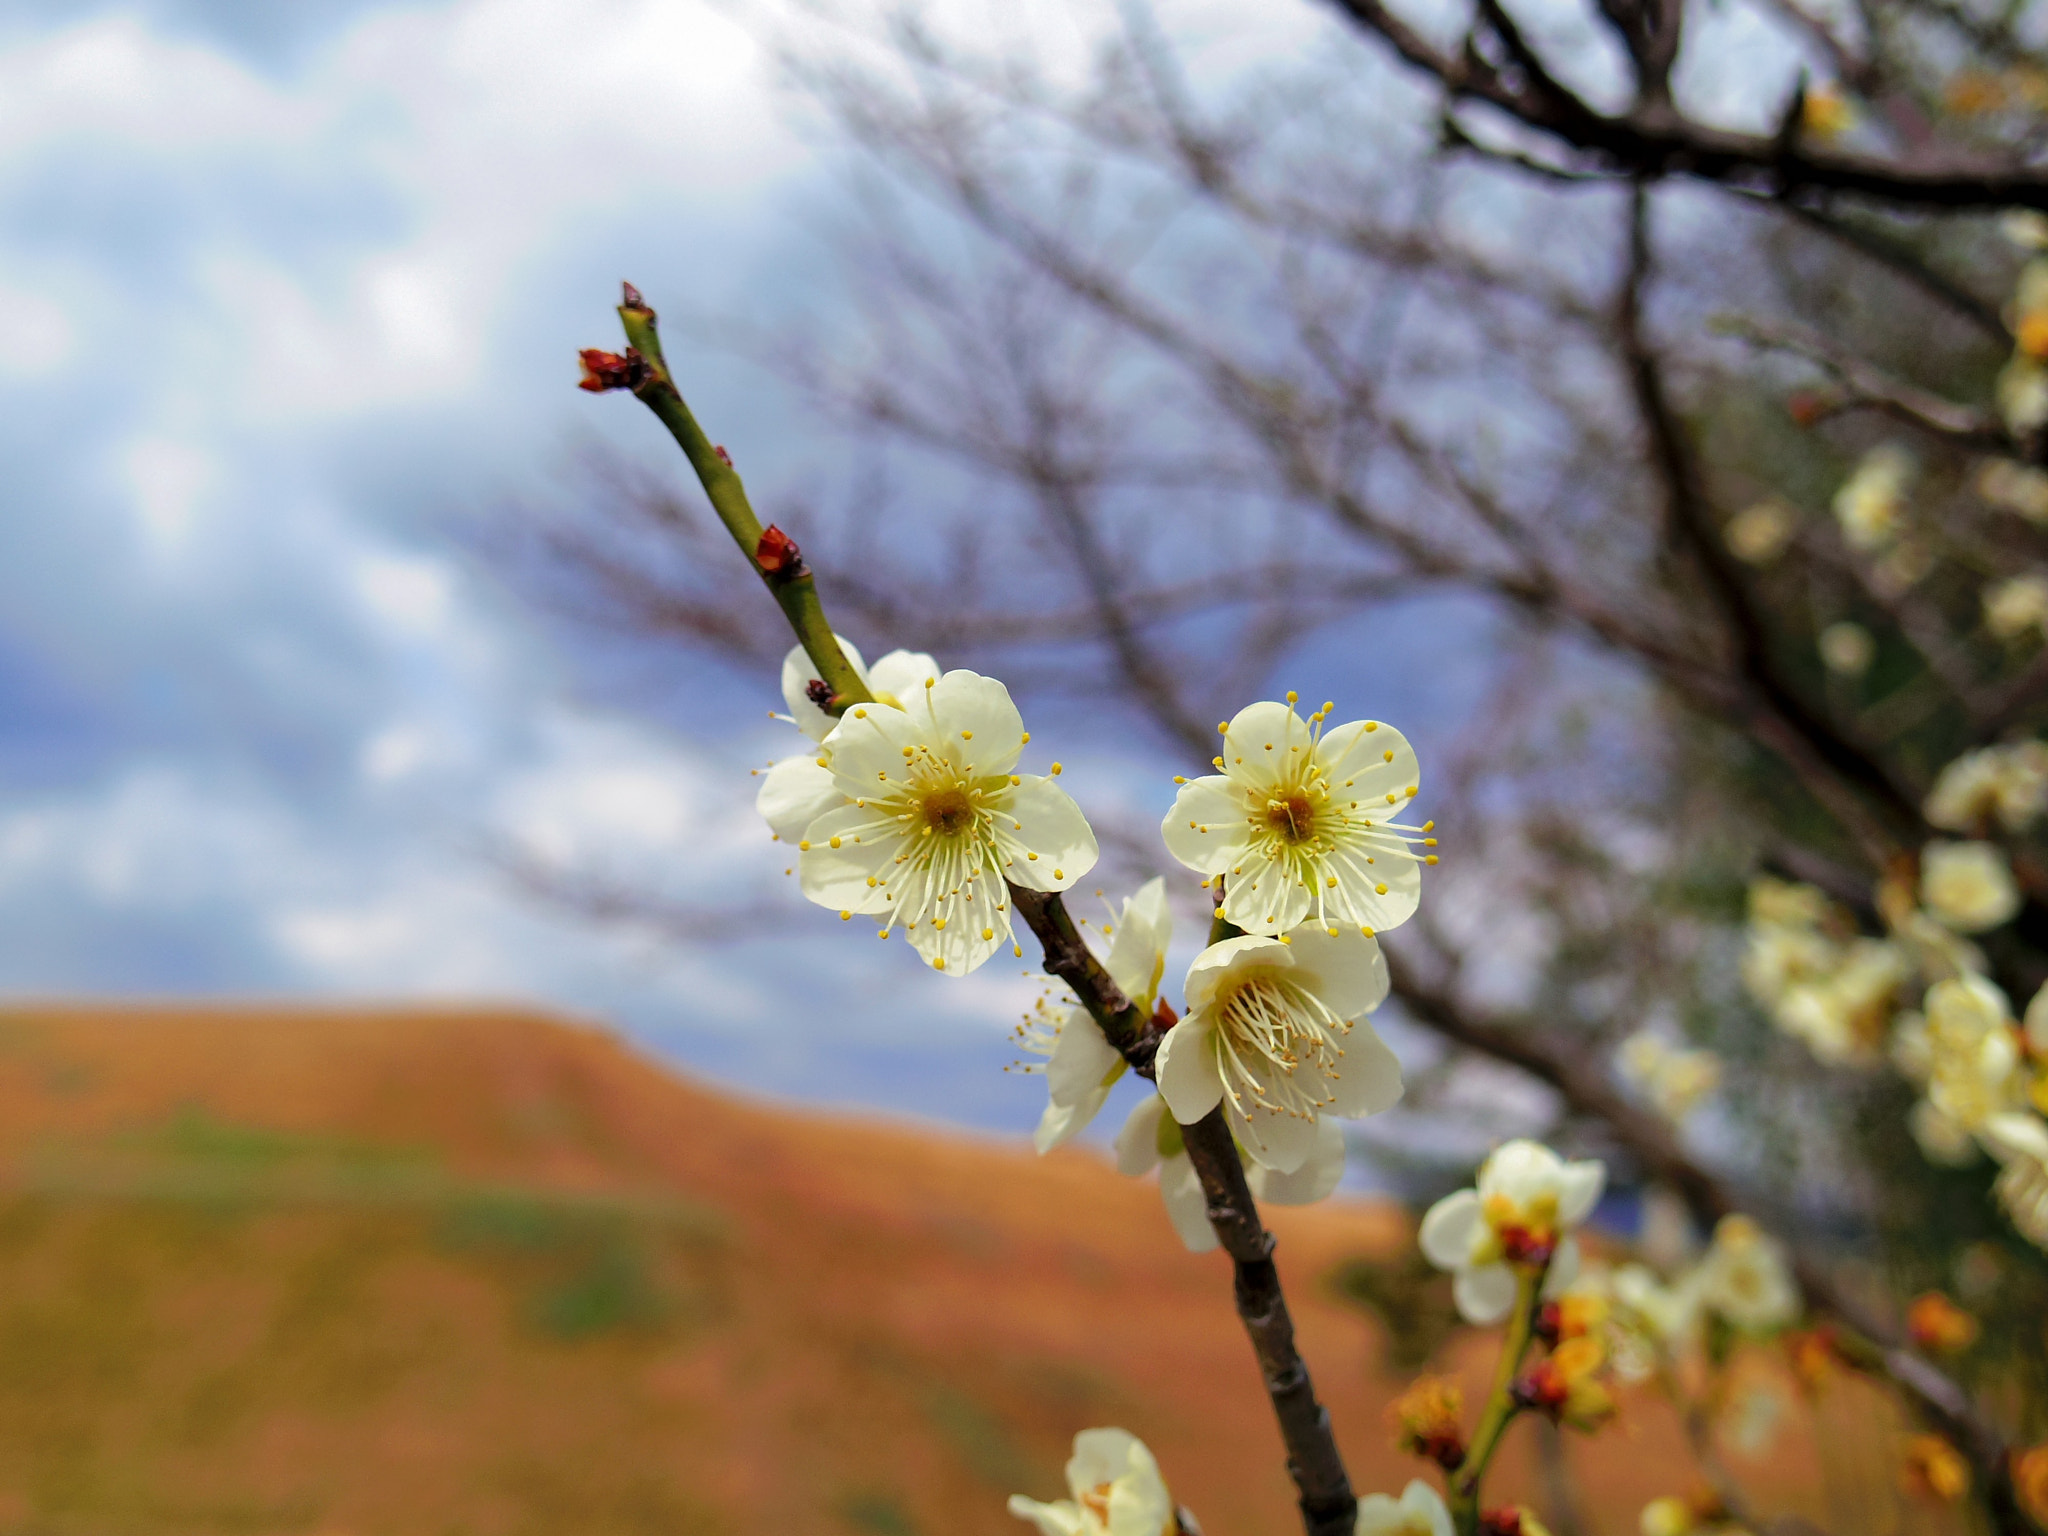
[1449,1272,1541,1534]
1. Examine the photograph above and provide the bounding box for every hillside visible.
[0,1003,1878,1536]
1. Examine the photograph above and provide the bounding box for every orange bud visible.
[1900,1434,1971,1502]
[1389,1376,1466,1469]
[754,525,803,576]
[1907,1292,1980,1355]
[2014,1443,2048,1528]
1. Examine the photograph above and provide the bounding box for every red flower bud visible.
[1152,997,1180,1031]
[755,525,803,576]
[577,347,652,393]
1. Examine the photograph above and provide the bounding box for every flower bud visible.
[1389,1377,1466,1469]
[1906,1291,1980,1354]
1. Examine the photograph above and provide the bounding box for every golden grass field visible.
[0,1003,1935,1536]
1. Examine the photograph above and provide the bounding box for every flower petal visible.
[1454,1262,1518,1324]
[1047,1009,1126,1108]
[795,801,900,913]
[1318,839,1422,934]
[924,668,1027,777]
[1114,1095,1167,1176]
[1399,1480,1454,1536]
[818,695,929,793]
[866,649,940,702]
[1542,1237,1581,1297]
[1067,1428,1144,1496]
[1556,1159,1607,1229]
[997,777,1098,891]
[1323,1017,1404,1119]
[781,636,867,742]
[1219,843,1312,935]
[905,902,1008,976]
[1183,933,1293,1013]
[1230,1098,1319,1173]
[1103,877,1171,1004]
[1161,776,1251,874]
[1283,925,1389,1019]
[1034,1099,1088,1156]
[1104,1439,1175,1536]
[1158,1154,1219,1253]
[1418,1187,1482,1269]
[1314,718,1421,806]
[1155,1016,1225,1124]
[1006,1497,1084,1536]
[756,754,844,843]
[1219,699,1312,791]
[1246,1117,1345,1204]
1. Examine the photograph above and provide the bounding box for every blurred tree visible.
[510,0,2048,1526]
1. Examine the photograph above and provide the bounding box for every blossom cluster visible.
[1738,739,2048,1248]
[760,657,1430,1242]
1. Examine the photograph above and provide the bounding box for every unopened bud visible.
[620,281,651,313]
[755,525,803,576]
[577,347,653,393]
[1389,1376,1466,1469]
[1906,1292,1979,1355]
[715,444,734,467]
[804,678,832,709]
[1151,997,1180,1031]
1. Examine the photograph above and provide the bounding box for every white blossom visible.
[1695,1215,1800,1334]
[1986,573,2048,641]
[756,639,941,841]
[1353,1481,1454,1536]
[1114,1095,1347,1254]
[1617,1032,1722,1122]
[1978,459,2048,523]
[1912,975,2028,1155]
[2000,355,2048,435]
[1921,841,2021,934]
[1008,1428,1176,1536]
[1818,622,1874,676]
[1418,1141,1605,1324]
[1611,1262,1703,1354]
[1024,880,1171,1154]
[1724,500,1796,565]
[797,669,1097,975]
[1161,698,1431,938]
[1153,927,1403,1172]
[1926,743,2048,833]
[1831,446,1911,552]
[1982,1114,2048,1252]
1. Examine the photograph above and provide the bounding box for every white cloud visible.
[355,551,456,636]
[0,280,73,376]
[124,436,215,549]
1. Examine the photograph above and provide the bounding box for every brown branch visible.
[1327,0,2048,210]
[1007,884,1356,1536]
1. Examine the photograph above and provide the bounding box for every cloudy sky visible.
[0,0,1353,1139]
[0,0,1811,1155]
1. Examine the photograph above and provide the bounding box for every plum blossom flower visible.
[755,638,940,841]
[1153,927,1403,1173]
[1832,445,1911,552]
[1978,459,2048,523]
[797,669,1097,975]
[1695,1215,1800,1334]
[1353,1481,1453,1536]
[1981,1113,2048,1251]
[1921,841,2021,934]
[1419,1141,1606,1325]
[1161,696,1433,937]
[1723,499,1796,565]
[1986,573,2048,641]
[1115,1094,1348,1253]
[1020,880,1170,1153]
[1819,621,1875,677]
[1008,1428,1176,1536]
[1617,1032,1722,1122]
[1925,743,2048,834]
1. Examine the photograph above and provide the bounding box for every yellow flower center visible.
[1264,789,1319,844]
[920,785,976,837]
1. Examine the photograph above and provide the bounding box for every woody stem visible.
[594,291,1357,1536]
